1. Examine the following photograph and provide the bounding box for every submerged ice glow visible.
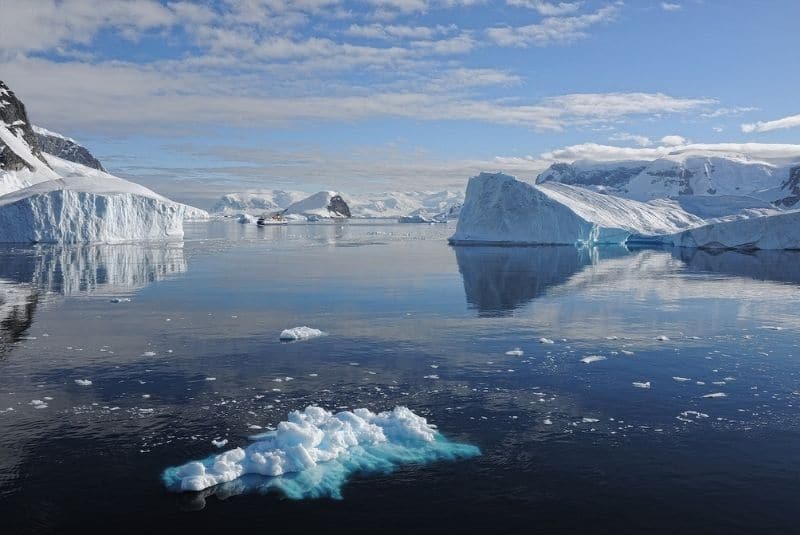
[162,406,480,500]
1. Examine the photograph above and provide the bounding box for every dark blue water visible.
[1,220,800,534]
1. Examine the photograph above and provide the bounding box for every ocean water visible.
[1,220,800,533]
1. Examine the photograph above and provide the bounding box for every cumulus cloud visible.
[742,113,800,133]
[660,134,687,146]
[609,132,652,146]
[539,141,800,163]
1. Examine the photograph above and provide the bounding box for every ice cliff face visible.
[33,126,105,171]
[450,172,704,246]
[0,173,185,243]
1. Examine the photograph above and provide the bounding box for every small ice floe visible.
[30,399,48,409]
[605,336,619,340]
[621,350,635,356]
[162,406,480,498]
[543,419,553,425]
[677,410,709,423]
[110,297,131,303]
[582,417,599,423]
[655,335,670,342]
[279,326,326,341]
[505,348,524,356]
[538,338,554,344]
[205,377,217,381]
[74,379,93,386]
[581,355,606,364]
[142,351,156,357]
[702,392,727,399]
[142,394,151,399]
[632,381,651,389]
[672,377,691,382]
[211,438,229,448]
[760,325,783,331]
[423,374,439,379]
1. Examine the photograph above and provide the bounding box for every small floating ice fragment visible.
[505,348,524,356]
[538,338,554,344]
[581,355,606,364]
[702,392,727,398]
[672,377,691,382]
[655,335,670,342]
[162,406,480,498]
[279,326,326,341]
[142,351,156,357]
[30,399,48,409]
[74,379,93,386]
[632,381,651,389]
[211,438,228,448]
[423,374,439,379]
[110,297,131,303]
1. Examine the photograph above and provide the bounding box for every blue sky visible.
[1,0,799,205]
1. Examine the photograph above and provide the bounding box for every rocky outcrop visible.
[0,80,50,172]
[33,126,105,171]
[774,166,800,208]
[327,194,351,217]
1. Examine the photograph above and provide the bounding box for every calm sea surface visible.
[1,220,800,534]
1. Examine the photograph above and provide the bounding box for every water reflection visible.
[456,245,800,317]
[0,243,187,296]
[673,248,800,285]
[453,245,628,316]
[0,280,38,359]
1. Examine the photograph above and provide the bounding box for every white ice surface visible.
[279,326,326,341]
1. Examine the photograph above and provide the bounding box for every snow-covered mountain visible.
[536,148,800,208]
[212,189,465,219]
[284,191,351,218]
[450,172,795,250]
[33,125,105,171]
[211,190,308,214]
[0,80,206,243]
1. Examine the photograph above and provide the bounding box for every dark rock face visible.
[537,162,646,190]
[327,194,351,217]
[775,166,800,208]
[34,129,105,171]
[0,80,50,172]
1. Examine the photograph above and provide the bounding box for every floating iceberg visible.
[449,173,704,246]
[162,406,480,499]
[279,326,326,341]
[656,210,800,250]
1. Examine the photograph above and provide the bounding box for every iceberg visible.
[657,210,800,250]
[162,406,480,499]
[0,171,186,243]
[279,326,326,341]
[449,172,704,246]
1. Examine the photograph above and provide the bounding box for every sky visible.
[1,0,799,206]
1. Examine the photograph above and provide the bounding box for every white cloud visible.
[742,113,800,133]
[660,3,682,11]
[506,0,582,16]
[345,23,454,40]
[660,134,687,146]
[539,142,800,163]
[609,132,652,146]
[487,4,619,47]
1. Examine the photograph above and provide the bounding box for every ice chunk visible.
[538,337,554,344]
[74,379,92,386]
[505,348,524,356]
[655,335,670,341]
[163,406,480,499]
[702,392,727,398]
[672,376,692,382]
[279,326,326,341]
[581,355,606,364]
[212,438,229,448]
[632,381,651,389]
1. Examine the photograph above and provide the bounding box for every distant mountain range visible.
[537,148,800,208]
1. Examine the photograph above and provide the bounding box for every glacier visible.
[162,405,480,499]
